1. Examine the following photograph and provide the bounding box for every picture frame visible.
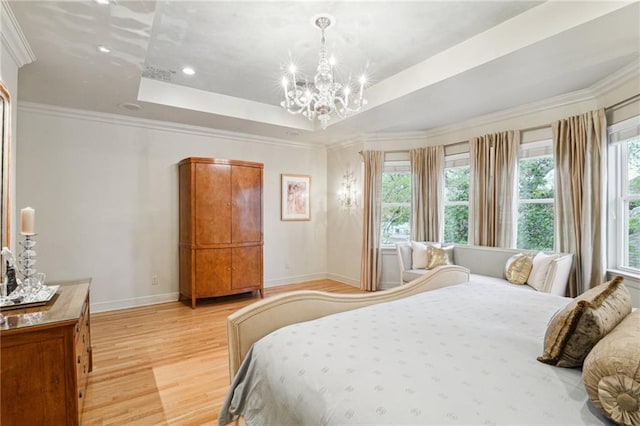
[281,174,311,221]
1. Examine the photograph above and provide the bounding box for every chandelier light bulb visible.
[359,75,367,85]
[279,13,367,130]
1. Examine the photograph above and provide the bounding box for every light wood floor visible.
[82,280,364,425]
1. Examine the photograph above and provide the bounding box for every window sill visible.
[607,268,640,289]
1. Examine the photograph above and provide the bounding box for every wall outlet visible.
[151,275,158,286]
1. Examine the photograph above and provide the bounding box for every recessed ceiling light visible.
[182,67,195,76]
[97,45,111,53]
[95,0,110,4]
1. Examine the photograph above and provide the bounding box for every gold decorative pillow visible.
[426,245,454,269]
[411,241,441,269]
[582,311,639,425]
[537,276,631,368]
[504,253,533,285]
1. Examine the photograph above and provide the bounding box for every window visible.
[622,137,640,269]
[443,154,470,244]
[517,140,554,251]
[381,160,411,244]
[609,115,640,271]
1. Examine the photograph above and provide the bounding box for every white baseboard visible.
[326,273,359,287]
[264,273,329,288]
[91,292,179,313]
[266,272,361,288]
[91,273,362,312]
[380,280,401,290]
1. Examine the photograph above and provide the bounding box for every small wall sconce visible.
[338,169,358,210]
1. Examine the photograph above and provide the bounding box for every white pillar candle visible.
[21,207,35,235]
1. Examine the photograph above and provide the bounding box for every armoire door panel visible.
[231,166,262,243]
[195,163,231,244]
[195,249,231,296]
[231,246,262,290]
[178,164,192,245]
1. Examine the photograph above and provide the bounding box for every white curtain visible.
[469,131,519,247]
[410,146,444,241]
[553,109,606,296]
[360,151,384,291]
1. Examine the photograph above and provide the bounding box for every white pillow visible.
[527,251,559,291]
[410,241,440,269]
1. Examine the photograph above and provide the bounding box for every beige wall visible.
[327,141,364,286]
[16,106,328,311]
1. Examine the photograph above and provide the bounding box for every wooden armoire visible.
[178,157,263,308]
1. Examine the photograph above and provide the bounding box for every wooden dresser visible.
[179,157,264,308]
[0,279,92,426]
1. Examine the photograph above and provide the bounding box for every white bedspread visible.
[219,280,610,425]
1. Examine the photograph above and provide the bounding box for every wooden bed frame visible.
[226,265,470,377]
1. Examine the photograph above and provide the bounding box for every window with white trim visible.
[443,154,470,244]
[609,115,640,271]
[517,140,554,251]
[381,160,411,245]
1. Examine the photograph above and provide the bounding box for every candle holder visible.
[0,237,56,309]
[18,234,41,298]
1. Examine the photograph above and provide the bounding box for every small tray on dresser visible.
[0,285,60,311]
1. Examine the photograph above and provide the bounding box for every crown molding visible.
[424,89,595,140]
[1,1,35,68]
[327,136,365,152]
[363,131,429,144]
[589,60,640,98]
[328,58,639,149]
[18,102,326,151]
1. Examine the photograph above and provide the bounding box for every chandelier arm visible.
[332,96,365,118]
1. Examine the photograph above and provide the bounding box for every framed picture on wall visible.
[281,174,311,221]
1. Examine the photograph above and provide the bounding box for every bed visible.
[218,266,611,425]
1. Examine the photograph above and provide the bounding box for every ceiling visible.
[8,1,640,145]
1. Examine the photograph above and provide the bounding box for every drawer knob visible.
[79,391,83,399]
[77,356,81,364]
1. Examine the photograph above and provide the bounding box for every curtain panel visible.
[360,151,384,292]
[553,109,606,297]
[469,131,519,247]
[410,146,444,242]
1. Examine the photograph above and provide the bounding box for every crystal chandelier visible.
[280,14,367,130]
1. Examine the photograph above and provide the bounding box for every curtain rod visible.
[605,93,640,111]
[358,149,408,156]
